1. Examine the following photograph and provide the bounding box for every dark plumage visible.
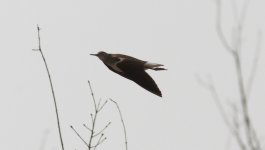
[90,51,166,97]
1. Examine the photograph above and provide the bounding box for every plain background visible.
[0,0,264,149]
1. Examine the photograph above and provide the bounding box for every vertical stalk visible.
[35,25,65,150]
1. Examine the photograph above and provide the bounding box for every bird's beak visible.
[90,54,97,56]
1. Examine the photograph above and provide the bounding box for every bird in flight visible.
[90,51,166,97]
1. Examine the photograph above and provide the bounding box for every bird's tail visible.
[144,62,167,71]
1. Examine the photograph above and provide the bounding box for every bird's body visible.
[90,51,166,97]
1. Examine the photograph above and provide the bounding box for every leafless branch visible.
[88,80,97,113]
[83,124,92,132]
[91,134,107,150]
[197,75,247,150]
[98,100,108,113]
[70,126,90,148]
[33,25,65,150]
[212,0,263,150]
[93,122,111,137]
[215,0,235,53]
[71,81,110,150]
[110,99,128,150]
[246,31,262,97]
[197,76,234,129]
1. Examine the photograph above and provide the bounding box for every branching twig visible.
[33,25,65,150]
[91,134,107,150]
[71,81,110,150]
[197,75,247,150]
[247,31,262,97]
[70,126,90,148]
[196,75,232,130]
[87,81,100,150]
[93,122,111,138]
[83,124,92,132]
[216,0,235,53]
[212,0,263,150]
[110,99,128,150]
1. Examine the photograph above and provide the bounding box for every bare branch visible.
[93,122,111,137]
[92,134,104,149]
[92,135,107,150]
[110,99,128,150]
[197,75,247,150]
[97,98,102,110]
[197,75,233,130]
[88,80,97,113]
[86,81,109,150]
[228,101,247,150]
[73,81,111,150]
[33,25,65,150]
[98,100,108,113]
[90,113,94,123]
[213,0,264,149]
[215,0,235,53]
[70,126,89,148]
[247,31,262,97]
[83,124,92,132]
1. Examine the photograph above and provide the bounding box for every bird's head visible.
[90,51,108,61]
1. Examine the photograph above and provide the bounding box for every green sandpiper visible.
[90,51,166,97]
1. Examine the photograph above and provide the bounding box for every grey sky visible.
[0,0,264,150]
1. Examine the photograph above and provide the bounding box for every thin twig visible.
[247,31,262,97]
[234,46,256,150]
[197,75,247,150]
[70,126,90,148]
[215,0,235,53]
[97,98,102,110]
[33,25,65,150]
[83,124,92,132]
[72,81,110,150]
[98,100,108,113]
[197,76,233,130]
[110,99,128,150]
[87,81,107,150]
[93,122,111,137]
[213,0,264,149]
[88,80,97,113]
[92,135,107,150]
[93,134,104,149]
[88,110,97,150]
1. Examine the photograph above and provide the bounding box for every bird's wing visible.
[112,54,145,63]
[115,59,162,97]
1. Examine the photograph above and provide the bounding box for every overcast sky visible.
[0,0,265,150]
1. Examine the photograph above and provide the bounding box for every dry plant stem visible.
[87,81,109,150]
[93,122,111,137]
[34,25,65,150]
[70,126,90,148]
[110,99,128,150]
[215,0,262,150]
[234,53,255,150]
[197,76,246,150]
[216,0,235,53]
[87,81,98,150]
[234,52,261,150]
[246,32,262,97]
[71,81,110,150]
